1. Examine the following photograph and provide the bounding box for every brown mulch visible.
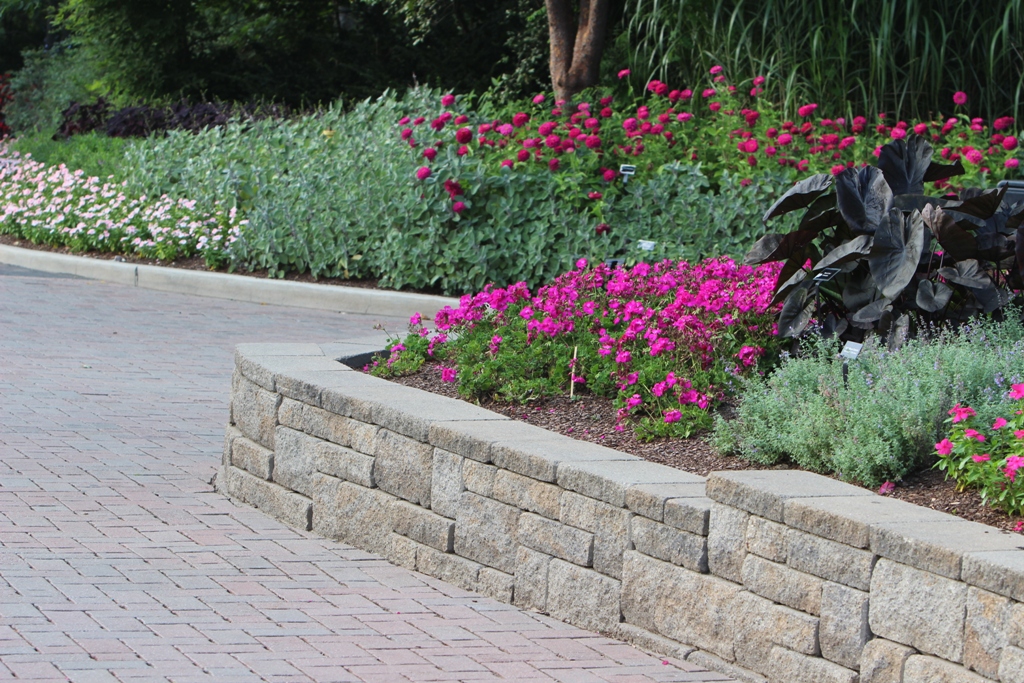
[0,234,441,294]
[392,361,1024,535]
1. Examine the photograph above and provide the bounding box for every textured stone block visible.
[785,495,969,549]
[746,516,789,563]
[272,426,318,496]
[428,419,549,463]
[232,372,281,449]
[768,646,858,683]
[300,403,367,447]
[344,419,379,456]
[708,503,749,583]
[559,491,632,579]
[869,558,967,662]
[314,441,374,488]
[962,550,1024,603]
[707,470,871,523]
[277,397,305,430]
[231,436,274,481]
[860,638,915,683]
[368,389,505,443]
[462,460,496,497]
[788,528,876,590]
[391,500,454,552]
[871,519,1023,581]
[557,460,704,508]
[1000,645,1024,683]
[312,474,395,555]
[219,465,311,531]
[820,583,871,669]
[964,587,1014,679]
[1012,602,1024,647]
[319,374,412,422]
[384,532,418,570]
[491,437,636,483]
[513,546,550,612]
[731,590,820,674]
[902,655,988,683]
[625,482,706,522]
[371,429,433,506]
[632,517,708,573]
[223,425,242,467]
[546,559,621,632]
[493,470,561,519]
[664,496,714,536]
[416,544,481,592]
[621,551,743,660]
[518,513,593,566]
[430,448,464,519]
[477,568,514,604]
[237,349,336,392]
[742,554,823,615]
[454,492,519,574]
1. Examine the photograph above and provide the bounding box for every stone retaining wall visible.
[219,343,1024,683]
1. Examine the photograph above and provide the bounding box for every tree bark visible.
[545,0,610,102]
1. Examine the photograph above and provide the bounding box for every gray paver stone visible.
[477,567,514,604]
[767,646,858,683]
[962,550,1024,603]
[625,482,707,522]
[963,586,1014,678]
[860,638,915,683]
[491,437,637,483]
[731,590,820,674]
[902,654,989,683]
[231,435,274,480]
[517,512,593,566]
[871,519,1024,580]
[665,496,714,536]
[384,532,418,570]
[788,527,876,590]
[462,459,496,497]
[559,490,632,578]
[416,544,481,592]
[311,473,395,555]
[999,645,1024,683]
[745,516,789,563]
[869,558,968,662]
[370,387,503,443]
[218,465,311,531]
[1012,603,1024,647]
[513,546,551,612]
[429,448,464,519]
[632,516,708,573]
[391,499,454,552]
[428,419,547,463]
[493,469,561,519]
[741,553,823,615]
[231,372,280,449]
[708,503,749,582]
[223,424,241,467]
[371,428,433,506]
[706,470,870,523]
[272,426,318,496]
[454,492,520,574]
[546,559,622,632]
[820,582,871,669]
[314,440,375,488]
[557,460,704,508]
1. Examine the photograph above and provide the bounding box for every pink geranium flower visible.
[993,418,1009,430]
[1010,384,1024,400]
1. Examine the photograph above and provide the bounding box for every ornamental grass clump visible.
[372,257,784,437]
[716,314,1024,487]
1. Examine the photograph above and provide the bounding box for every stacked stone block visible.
[221,343,1024,683]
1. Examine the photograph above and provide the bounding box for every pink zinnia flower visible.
[623,117,639,132]
[777,133,793,146]
[1015,430,1024,439]
[1005,158,1019,169]
[415,167,431,181]
[677,112,692,122]
[456,127,472,144]
[710,65,723,74]
[993,417,1009,430]
[452,201,466,214]
[532,94,545,104]
[797,103,818,117]
[753,76,765,86]
[914,123,928,135]
[966,149,984,164]
[935,438,954,456]
[1006,136,1020,151]
[702,88,716,98]
[602,169,616,182]
[457,145,469,156]
[422,147,437,161]
[441,94,456,107]
[891,127,907,140]
[618,69,631,79]
[953,91,968,105]
[512,112,529,127]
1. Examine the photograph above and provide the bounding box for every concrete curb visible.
[0,244,459,319]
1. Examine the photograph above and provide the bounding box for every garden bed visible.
[391,359,1024,534]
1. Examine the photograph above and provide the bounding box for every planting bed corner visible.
[219,342,1024,683]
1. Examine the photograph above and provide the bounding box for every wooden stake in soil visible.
[570,345,578,399]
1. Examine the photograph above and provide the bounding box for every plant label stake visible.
[812,267,841,283]
[570,345,578,399]
[604,257,624,268]
[840,341,862,388]
[638,240,656,251]
[619,164,636,184]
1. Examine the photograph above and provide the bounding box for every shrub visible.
[715,314,1024,486]
[370,257,784,437]
[9,131,129,181]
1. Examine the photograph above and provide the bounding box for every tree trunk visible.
[545,0,610,102]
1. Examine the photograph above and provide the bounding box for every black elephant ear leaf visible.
[937,259,992,289]
[955,186,1006,220]
[1017,227,1024,279]
[744,230,818,265]
[1006,202,1024,231]
[923,204,977,261]
[916,280,953,312]
[842,269,877,310]
[814,235,873,271]
[778,282,816,338]
[974,286,1012,314]
[771,267,808,306]
[762,174,833,223]
[878,135,932,195]
[835,166,893,234]
[893,194,955,213]
[851,297,893,323]
[922,157,966,183]
[868,208,926,298]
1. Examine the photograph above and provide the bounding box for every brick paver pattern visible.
[0,266,730,683]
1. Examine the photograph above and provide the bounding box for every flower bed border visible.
[219,342,1024,683]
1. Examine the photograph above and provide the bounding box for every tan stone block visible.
[741,554,823,615]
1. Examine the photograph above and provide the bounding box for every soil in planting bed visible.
[391,361,1024,535]
[0,235,444,295]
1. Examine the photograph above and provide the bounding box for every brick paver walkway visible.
[0,265,729,683]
